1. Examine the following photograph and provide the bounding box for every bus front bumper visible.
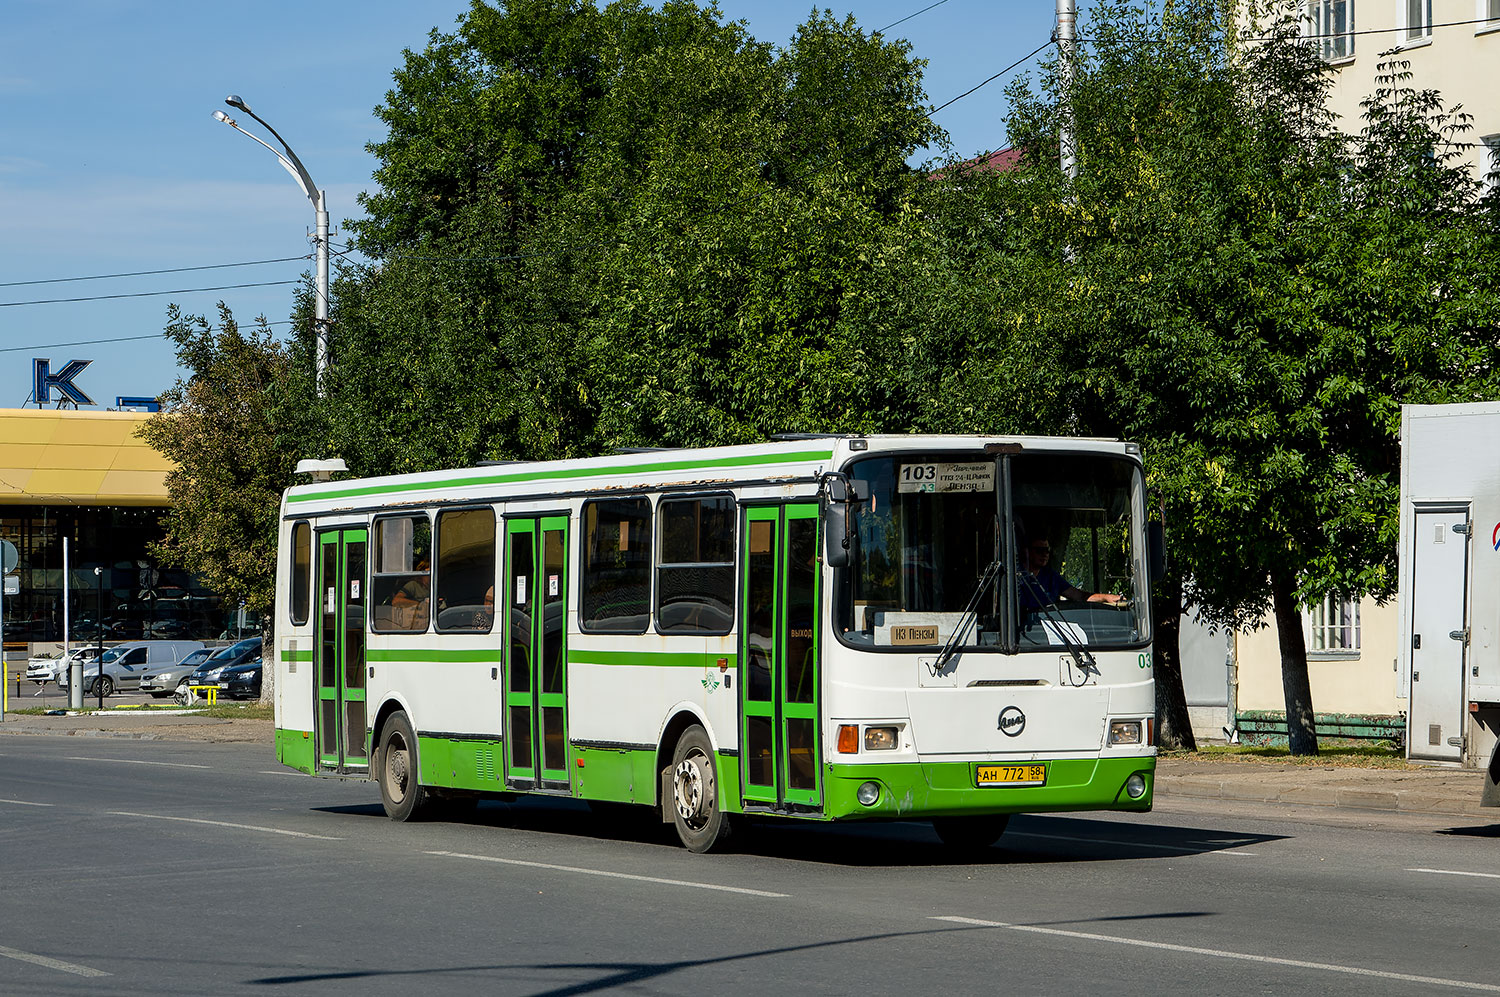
[822,755,1155,821]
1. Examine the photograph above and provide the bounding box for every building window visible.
[1486,0,1500,29]
[656,495,735,635]
[1403,0,1432,42]
[1307,0,1354,60]
[1307,595,1360,652]
[1482,134,1500,195]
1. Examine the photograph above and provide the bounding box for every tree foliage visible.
[139,304,320,633]
[329,0,948,473]
[935,0,1500,752]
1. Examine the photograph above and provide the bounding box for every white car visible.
[25,646,102,684]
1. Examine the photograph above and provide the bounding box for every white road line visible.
[65,756,211,769]
[0,944,110,977]
[929,916,1500,992]
[0,798,54,807]
[1409,867,1500,880]
[107,811,342,840]
[1008,830,1257,856]
[427,850,790,897]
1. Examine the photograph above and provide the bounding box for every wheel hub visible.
[674,757,706,823]
[387,745,410,802]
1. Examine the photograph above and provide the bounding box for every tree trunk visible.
[1152,572,1197,750]
[1270,568,1318,755]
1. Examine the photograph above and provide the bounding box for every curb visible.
[1155,775,1494,819]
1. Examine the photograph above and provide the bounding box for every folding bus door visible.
[315,528,369,774]
[740,504,822,812]
[503,515,571,791]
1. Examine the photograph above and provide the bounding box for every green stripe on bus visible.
[365,648,501,663]
[286,448,833,504]
[281,648,314,662]
[570,649,737,669]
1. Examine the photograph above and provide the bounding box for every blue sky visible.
[1,0,1071,407]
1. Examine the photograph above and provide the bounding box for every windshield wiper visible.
[1017,572,1100,684]
[931,559,1002,675]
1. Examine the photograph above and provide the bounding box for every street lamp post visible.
[212,95,330,396]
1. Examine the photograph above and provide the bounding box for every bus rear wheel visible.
[670,725,732,853]
[377,711,430,821]
[932,815,1010,852]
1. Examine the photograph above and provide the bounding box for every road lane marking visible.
[929,916,1500,992]
[0,944,110,977]
[1008,830,1257,856]
[1410,867,1500,880]
[107,812,342,840]
[427,851,789,897]
[65,756,211,769]
[0,798,54,807]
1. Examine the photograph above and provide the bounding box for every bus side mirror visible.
[820,474,866,568]
[1148,522,1166,585]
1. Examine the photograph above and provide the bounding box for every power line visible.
[877,0,951,34]
[931,40,1052,115]
[1081,14,1500,45]
[0,321,297,355]
[0,256,310,289]
[0,280,301,308]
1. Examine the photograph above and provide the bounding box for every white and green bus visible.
[272,435,1158,852]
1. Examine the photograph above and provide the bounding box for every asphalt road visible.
[2,735,1498,996]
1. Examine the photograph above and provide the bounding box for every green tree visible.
[940,0,1500,753]
[139,304,320,662]
[329,0,948,471]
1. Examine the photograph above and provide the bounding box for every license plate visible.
[976,763,1046,786]
[218,682,230,689]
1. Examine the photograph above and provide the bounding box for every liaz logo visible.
[997,706,1026,737]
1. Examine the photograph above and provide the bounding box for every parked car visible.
[138,646,216,698]
[26,646,102,684]
[217,656,264,700]
[58,640,205,697]
[180,637,263,702]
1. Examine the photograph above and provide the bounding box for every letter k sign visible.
[33,358,95,406]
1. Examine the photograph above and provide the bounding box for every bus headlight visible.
[1125,773,1148,799]
[1109,720,1143,745]
[856,782,881,806]
[864,726,899,751]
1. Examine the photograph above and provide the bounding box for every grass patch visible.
[1163,743,1413,768]
[5,701,272,720]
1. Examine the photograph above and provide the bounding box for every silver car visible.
[138,647,216,698]
[58,640,205,698]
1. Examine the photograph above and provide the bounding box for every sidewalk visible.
[1,709,1492,818]
[1156,754,1492,819]
[0,709,271,743]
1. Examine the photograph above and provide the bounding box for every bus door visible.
[502,515,571,791]
[315,528,369,774]
[740,504,822,812]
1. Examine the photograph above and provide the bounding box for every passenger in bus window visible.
[1019,540,1124,609]
[473,585,495,630]
[391,559,431,629]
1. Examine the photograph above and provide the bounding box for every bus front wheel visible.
[670,725,732,853]
[377,711,430,821]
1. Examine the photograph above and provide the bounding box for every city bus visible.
[272,435,1158,852]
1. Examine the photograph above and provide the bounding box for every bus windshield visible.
[836,451,1148,651]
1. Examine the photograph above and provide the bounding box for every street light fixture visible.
[212,95,330,396]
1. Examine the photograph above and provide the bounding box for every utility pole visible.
[1057,0,1079,181]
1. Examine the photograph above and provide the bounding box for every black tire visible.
[932,814,1010,852]
[669,725,732,853]
[376,711,430,821]
[88,676,114,698]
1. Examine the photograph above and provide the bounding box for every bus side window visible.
[290,521,311,625]
[581,498,651,633]
[656,495,734,634]
[372,515,432,633]
[435,507,497,633]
